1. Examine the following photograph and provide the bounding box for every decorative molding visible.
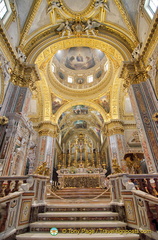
[20,0,43,48]
[38,121,59,137]
[113,0,138,45]
[120,59,151,89]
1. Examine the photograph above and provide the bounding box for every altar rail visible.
[0,175,49,240]
[109,174,158,239]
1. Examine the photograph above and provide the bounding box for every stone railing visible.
[0,176,28,197]
[109,173,158,203]
[0,175,49,240]
[109,173,158,239]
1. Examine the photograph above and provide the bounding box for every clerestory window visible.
[145,0,158,18]
[0,0,8,19]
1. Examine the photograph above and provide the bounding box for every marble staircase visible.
[16,188,140,240]
[47,187,111,199]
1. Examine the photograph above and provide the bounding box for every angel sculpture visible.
[94,0,110,12]
[84,20,101,37]
[131,43,142,61]
[16,47,26,63]
[56,20,72,38]
[47,1,62,13]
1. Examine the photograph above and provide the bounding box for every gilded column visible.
[121,61,158,173]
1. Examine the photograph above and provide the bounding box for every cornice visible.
[23,24,134,58]
[20,0,43,48]
[142,15,158,63]
[0,22,17,62]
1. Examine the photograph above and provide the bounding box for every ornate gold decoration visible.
[152,112,158,123]
[112,158,123,174]
[56,19,101,38]
[120,59,151,89]
[34,162,50,176]
[38,121,59,137]
[10,60,40,91]
[107,120,124,136]
[20,0,43,47]
[0,116,9,125]
[142,16,158,63]
[124,154,142,174]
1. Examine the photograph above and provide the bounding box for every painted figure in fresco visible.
[76,54,83,62]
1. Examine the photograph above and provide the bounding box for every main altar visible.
[56,133,107,188]
[57,167,106,188]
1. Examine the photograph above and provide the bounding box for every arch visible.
[54,100,108,124]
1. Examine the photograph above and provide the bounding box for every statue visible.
[112,159,123,174]
[94,0,110,12]
[34,162,50,176]
[84,20,101,37]
[16,47,26,63]
[131,43,142,60]
[0,116,9,125]
[56,20,72,38]
[47,1,62,13]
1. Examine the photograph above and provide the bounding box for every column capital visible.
[38,121,59,138]
[120,59,151,88]
[106,120,124,136]
[10,60,41,91]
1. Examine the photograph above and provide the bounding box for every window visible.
[52,64,55,73]
[145,0,158,18]
[68,76,73,83]
[87,75,93,83]
[0,0,8,19]
[104,62,108,72]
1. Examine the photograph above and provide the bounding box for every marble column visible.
[107,120,126,172]
[37,122,59,178]
[128,81,158,173]
[121,61,158,173]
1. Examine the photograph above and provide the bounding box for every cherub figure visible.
[84,20,101,37]
[56,20,72,38]
[47,1,62,13]
[94,0,110,12]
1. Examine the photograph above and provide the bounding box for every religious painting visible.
[58,112,66,124]
[73,105,88,114]
[51,94,66,114]
[91,110,104,123]
[96,92,110,113]
[74,120,87,128]
[55,47,104,71]
[92,127,101,137]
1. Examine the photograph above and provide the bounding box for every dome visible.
[51,47,108,89]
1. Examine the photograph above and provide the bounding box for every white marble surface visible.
[30,220,127,228]
[16,232,139,239]
[62,0,91,12]
[38,211,118,217]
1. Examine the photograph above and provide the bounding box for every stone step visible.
[16,232,140,240]
[48,195,110,199]
[30,221,127,232]
[38,211,118,221]
[46,203,112,212]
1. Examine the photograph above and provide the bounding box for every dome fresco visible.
[52,47,108,89]
[55,47,105,70]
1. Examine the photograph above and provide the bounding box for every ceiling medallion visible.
[56,19,101,38]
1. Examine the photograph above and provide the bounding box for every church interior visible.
[0,0,158,239]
